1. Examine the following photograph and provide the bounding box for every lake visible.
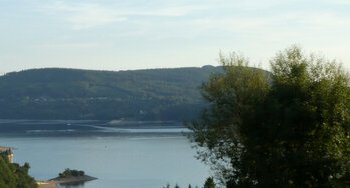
[0,120,210,188]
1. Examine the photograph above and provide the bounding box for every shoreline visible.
[50,175,97,184]
[38,175,97,188]
[37,181,57,188]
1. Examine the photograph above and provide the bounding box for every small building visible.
[0,146,14,163]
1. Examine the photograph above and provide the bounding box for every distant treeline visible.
[0,66,222,121]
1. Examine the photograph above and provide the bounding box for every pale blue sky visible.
[1,0,350,74]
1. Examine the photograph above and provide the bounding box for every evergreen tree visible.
[204,177,216,188]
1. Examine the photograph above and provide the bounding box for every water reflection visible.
[59,182,85,188]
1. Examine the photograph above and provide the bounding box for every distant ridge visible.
[0,66,223,121]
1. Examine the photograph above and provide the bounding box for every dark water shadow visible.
[58,182,85,188]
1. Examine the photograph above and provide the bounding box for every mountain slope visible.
[0,66,222,120]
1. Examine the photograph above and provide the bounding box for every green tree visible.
[59,168,85,178]
[189,46,350,187]
[0,156,37,188]
[204,177,216,188]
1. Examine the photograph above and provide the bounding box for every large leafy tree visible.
[189,46,350,187]
[0,156,37,188]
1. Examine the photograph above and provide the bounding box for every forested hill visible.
[0,66,222,120]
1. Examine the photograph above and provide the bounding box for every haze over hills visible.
[0,66,223,121]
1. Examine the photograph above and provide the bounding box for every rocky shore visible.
[38,175,97,188]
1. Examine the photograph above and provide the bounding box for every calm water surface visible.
[0,128,210,188]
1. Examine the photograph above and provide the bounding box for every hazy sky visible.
[1,0,350,74]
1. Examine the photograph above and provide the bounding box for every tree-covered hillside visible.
[0,66,222,120]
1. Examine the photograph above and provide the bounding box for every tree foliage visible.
[189,46,350,187]
[0,156,37,188]
[58,168,85,178]
[204,177,216,188]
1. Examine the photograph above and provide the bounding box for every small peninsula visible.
[38,169,97,188]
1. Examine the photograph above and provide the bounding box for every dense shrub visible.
[0,156,37,188]
[59,168,85,178]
